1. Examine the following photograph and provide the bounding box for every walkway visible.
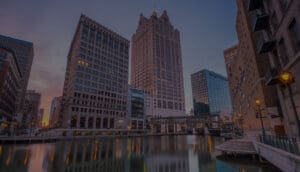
[216,139,257,154]
[216,134,300,172]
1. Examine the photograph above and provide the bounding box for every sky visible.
[0,0,237,124]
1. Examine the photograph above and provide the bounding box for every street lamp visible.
[255,99,266,137]
[279,71,300,137]
[237,113,243,133]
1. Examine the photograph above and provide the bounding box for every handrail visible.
[259,134,300,155]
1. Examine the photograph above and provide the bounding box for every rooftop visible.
[0,34,33,45]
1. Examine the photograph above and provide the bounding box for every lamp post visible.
[279,71,300,137]
[237,113,244,133]
[255,99,266,137]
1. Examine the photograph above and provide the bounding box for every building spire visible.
[151,11,157,17]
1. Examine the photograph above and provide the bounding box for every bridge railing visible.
[259,134,300,155]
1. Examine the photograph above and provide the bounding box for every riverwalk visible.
[216,133,300,172]
[0,132,187,144]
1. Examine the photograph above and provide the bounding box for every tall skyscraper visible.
[0,35,34,122]
[61,15,129,129]
[0,47,22,125]
[191,69,232,116]
[131,10,185,117]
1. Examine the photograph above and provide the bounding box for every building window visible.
[109,118,114,129]
[288,19,300,54]
[162,101,166,108]
[88,117,93,128]
[157,100,161,108]
[167,101,173,109]
[103,118,108,128]
[71,115,77,128]
[279,0,289,12]
[0,52,7,59]
[80,117,86,128]
[96,118,101,128]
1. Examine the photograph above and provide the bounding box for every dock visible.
[216,139,257,154]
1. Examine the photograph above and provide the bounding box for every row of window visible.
[156,100,183,110]
[81,24,128,54]
[71,115,115,129]
[71,106,126,116]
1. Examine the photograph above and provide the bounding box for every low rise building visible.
[128,86,149,130]
[50,96,62,128]
[21,90,41,128]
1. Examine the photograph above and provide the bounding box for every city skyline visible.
[0,0,237,124]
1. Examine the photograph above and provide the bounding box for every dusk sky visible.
[0,0,237,123]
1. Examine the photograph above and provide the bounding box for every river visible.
[0,135,280,172]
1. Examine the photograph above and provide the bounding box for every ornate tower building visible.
[131,11,185,117]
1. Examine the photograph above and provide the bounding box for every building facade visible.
[0,35,34,122]
[245,0,300,137]
[61,15,129,129]
[0,47,22,130]
[191,69,232,116]
[224,45,241,118]
[223,0,284,133]
[50,96,62,128]
[128,87,148,130]
[21,90,41,128]
[131,10,185,117]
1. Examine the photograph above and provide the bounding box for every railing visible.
[259,134,300,155]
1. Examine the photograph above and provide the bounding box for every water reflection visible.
[0,135,277,172]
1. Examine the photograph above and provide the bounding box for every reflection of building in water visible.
[143,136,189,172]
[0,144,57,172]
[196,136,219,171]
[145,155,189,172]
[64,140,128,172]
[0,146,28,172]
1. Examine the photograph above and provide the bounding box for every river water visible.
[0,135,280,172]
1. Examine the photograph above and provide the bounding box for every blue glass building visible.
[191,69,232,116]
[128,87,146,130]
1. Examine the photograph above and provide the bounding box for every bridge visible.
[148,115,221,134]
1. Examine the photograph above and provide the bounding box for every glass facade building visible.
[0,35,34,123]
[191,69,232,116]
[128,87,146,130]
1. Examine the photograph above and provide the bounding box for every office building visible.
[0,46,22,128]
[191,69,232,116]
[128,86,149,130]
[131,10,185,117]
[0,35,34,121]
[61,15,129,129]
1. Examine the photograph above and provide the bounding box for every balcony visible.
[252,12,269,32]
[247,0,263,11]
[256,31,276,54]
[264,68,279,85]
